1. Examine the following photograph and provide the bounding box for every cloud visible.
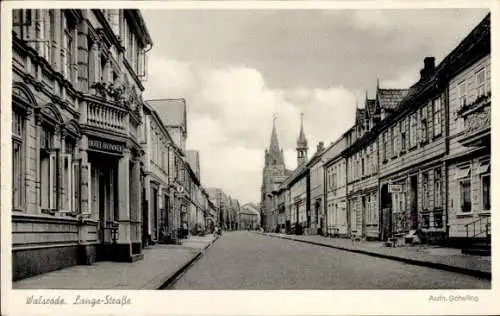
[144,58,358,203]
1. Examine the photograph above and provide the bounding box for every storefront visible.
[84,134,143,262]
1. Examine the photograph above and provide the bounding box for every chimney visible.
[420,57,435,81]
[317,141,325,152]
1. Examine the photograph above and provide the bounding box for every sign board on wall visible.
[88,137,124,154]
[388,184,403,193]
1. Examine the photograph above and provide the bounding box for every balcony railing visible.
[87,101,127,133]
[465,214,490,238]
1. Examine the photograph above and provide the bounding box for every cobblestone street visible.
[170,231,490,290]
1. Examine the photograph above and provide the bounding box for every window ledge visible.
[432,134,442,141]
[456,213,474,218]
[408,145,417,151]
[391,155,398,160]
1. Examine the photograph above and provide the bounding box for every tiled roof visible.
[377,88,409,111]
[146,99,187,132]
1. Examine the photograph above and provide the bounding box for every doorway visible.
[410,175,418,230]
[380,184,392,240]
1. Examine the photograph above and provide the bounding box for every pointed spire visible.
[267,113,284,166]
[297,112,308,147]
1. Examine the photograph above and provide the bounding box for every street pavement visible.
[170,231,490,290]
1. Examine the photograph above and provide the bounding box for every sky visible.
[141,8,489,205]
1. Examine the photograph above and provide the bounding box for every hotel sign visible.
[88,138,124,153]
[388,185,403,193]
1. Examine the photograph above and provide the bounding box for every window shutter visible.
[81,163,92,215]
[72,160,80,213]
[49,152,57,209]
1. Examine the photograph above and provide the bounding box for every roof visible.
[377,88,409,111]
[146,99,187,134]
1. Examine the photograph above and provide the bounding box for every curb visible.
[259,232,491,280]
[156,236,219,289]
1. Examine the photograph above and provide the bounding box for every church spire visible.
[266,114,284,166]
[296,112,308,166]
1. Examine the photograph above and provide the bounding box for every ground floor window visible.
[482,174,490,211]
[455,166,471,213]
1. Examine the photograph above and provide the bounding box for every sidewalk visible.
[13,234,218,290]
[260,232,491,279]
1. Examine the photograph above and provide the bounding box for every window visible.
[457,167,471,213]
[482,174,490,211]
[434,169,442,209]
[476,68,486,98]
[382,132,387,161]
[400,119,406,151]
[390,127,395,157]
[61,137,76,213]
[40,126,56,210]
[478,160,490,211]
[422,172,429,211]
[409,113,417,148]
[433,98,442,137]
[458,80,467,107]
[63,12,76,81]
[361,157,365,177]
[12,111,24,209]
[420,107,428,143]
[422,213,430,229]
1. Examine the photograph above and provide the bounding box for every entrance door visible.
[410,175,418,230]
[380,184,392,240]
[151,187,158,241]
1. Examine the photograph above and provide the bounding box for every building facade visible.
[11,9,152,280]
[444,15,490,244]
[323,135,348,237]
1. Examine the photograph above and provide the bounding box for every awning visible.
[454,167,470,180]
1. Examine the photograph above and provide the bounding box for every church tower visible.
[261,116,286,230]
[296,113,308,166]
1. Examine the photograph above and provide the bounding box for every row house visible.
[307,140,343,235]
[239,204,260,230]
[11,9,152,280]
[347,86,408,240]
[141,102,180,245]
[229,198,241,230]
[323,134,348,237]
[206,187,233,230]
[444,15,490,245]
[306,142,326,235]
[377,57,447,243]
[146,99,192,238]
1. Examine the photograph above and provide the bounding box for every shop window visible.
[476,68,486,98]
[434,169,442,209]
[12,111,25,210]
[422,172,430,211]
[433,98,442,137]
[434,211,443,228]
[422,213,430,229]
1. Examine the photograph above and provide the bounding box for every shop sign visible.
[388,184,403,193]
[88,138,124,153]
